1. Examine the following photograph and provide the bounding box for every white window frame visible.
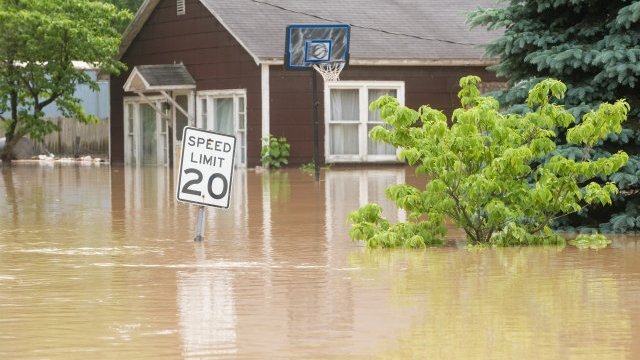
[172,92,193,144]
[123,96,170,167]
[196,89,247,167]
[324,81,405,163]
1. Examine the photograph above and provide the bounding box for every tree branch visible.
[530,180,569,234]
[37,93,61,112]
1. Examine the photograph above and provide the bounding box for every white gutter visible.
[258,58,498,67]
[261,64,270,141]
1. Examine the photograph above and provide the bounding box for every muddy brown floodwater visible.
[1,164,640,359]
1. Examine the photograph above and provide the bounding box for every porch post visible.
[261,64,270,143]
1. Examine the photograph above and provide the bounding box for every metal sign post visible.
[176,127,236,241]
[194,206,206,241]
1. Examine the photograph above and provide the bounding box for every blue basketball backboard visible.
[285,24,351,69]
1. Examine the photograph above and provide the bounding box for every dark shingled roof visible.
[120,0,501,66]
[135,64,196,87]
[200,0,500,63]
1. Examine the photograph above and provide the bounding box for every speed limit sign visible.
[177,127,236,208]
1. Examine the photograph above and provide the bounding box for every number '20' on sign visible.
[176,127,236,209]
[181,169,229,199]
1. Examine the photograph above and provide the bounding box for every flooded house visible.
[110,0,500,168]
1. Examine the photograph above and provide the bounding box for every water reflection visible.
[351,248,634,359]
[325,168,406,255]
[1,165,639,359]
[1,168,18,225]
[0,164,112,242]
[178,245,237,358]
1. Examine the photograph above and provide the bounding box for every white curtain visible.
[215,98,234,135]
[331,89,358,120]
[330,89,359,155]
[330,124,359,155]
[367,89,397,156]
[141,104,157,165]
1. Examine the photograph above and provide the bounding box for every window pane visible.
[367,123,396,155]
[127,104,134,133]
[237,96,245,130]
[200,98,208,130]
[141,104,157,165]
[238,112,246,130]
[240,134,246,165]
[330,89,359,121]
[368,89,397,122]
[214,98,234,135]
[330,124,359,155]
[175,95,189,141]
[238,96,245,113]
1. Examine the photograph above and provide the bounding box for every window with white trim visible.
[325,81,404,163]
[123,97,169,166]
[197,90,247,167]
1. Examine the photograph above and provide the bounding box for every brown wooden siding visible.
[269,65,497,166]
[110,0,262,166]
[111,0,497,168]
[268,68,320,167]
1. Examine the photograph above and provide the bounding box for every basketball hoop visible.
[312,62,345,82]
[284,24,351,181]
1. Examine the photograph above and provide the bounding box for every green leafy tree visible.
[101,0,142,13]
[100,0,143,32]
[348,76,628,248]
[0,0,131,164]
[468,1,640,232]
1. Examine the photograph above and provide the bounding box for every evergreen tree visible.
[469,1,640,232]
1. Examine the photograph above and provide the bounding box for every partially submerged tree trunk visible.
[1,90,20,165]
[1,136,20,165]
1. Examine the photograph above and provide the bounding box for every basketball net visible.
[312,62,345,82]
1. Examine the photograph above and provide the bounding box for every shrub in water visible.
[348,76,629,248]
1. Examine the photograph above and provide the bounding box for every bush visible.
[261,135,290,168]
[348,76,629,248]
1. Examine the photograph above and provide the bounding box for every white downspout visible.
[261,64,270,142]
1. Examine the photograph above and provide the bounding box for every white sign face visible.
[177,127,236,208]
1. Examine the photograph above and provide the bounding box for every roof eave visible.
[117,0,261,66]
[117,0,160,60]
[349,58,499,66]
[202,2,261,66]
[258,57,498,67]
[146,85,196,91]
